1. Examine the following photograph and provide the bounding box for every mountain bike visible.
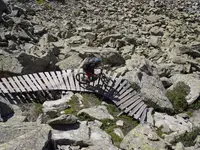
[75,69,116,92]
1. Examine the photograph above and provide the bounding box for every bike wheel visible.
[76,73,89,84]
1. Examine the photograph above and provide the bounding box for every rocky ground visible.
[1,0,200,149]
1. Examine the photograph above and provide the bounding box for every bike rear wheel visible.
[76,73,89,84]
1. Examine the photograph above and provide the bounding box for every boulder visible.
[0,96,13,122]
[170,74,200,104]
[78,105,114,120]
[124,56,173,111]
[0,123,51,150]
[47,114,78,125]
[55,54,83,69]
[189,109,200,127]
[0,0,7,21]
[154,112,193,133]
[120,124,170,150]
[51,121,118,149]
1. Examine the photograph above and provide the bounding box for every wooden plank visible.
[7,77,21,92]
[62,70,71,90]
[113,77,123,89]
[67,70,76,91]
[12,77,26,92]
[0,82,9,93]
[73,69,81,91]
[94,69,101,87]
[1,78,15,93]
[50,71,61,90]
[140,108,147,123]
[44,72,57,90]
[124,98,142,113]
[39,72,53,90]
[22,75,38,91]
[119,83,131,95]
[116,92,137,106]
[115,80,128,94]
[134,104,147,119]
[119,98,135,110]
[56,71,66,90]
[128,101,144,116]
[77,69,85,92]
[119,95,141,110]
[32,73,47,90]
[28,74,43,91]
[116,88,135,99]
[17,76,32,92]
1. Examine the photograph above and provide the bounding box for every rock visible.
[83,32,96,41]
[116,120,123,126]
[77,25,92,32]
[160,77,173,88]
[38,33,58,48]
[100,48,125,66]
[0,0,7,21]
[175,142,185,150]
[102,34,122,43]
[125,57,173,111]
[47,114,78,125]
[55,54,83,69]
[0,123,51,150]
[170,73,200,104]
[189,110,200,127]
[154,112,193,133]
[33,25,46,35]
[120,124,170,150]
[78,105,114,120]
[51,121,118,148]
[144,15,162,23]
[42,92,73,121]
[150,26,164,36]
[147,108,154,125]
[114,128,124,138]
[0,96,14,122]
[148,36,161,47]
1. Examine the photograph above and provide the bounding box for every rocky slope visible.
[1,0,200,149]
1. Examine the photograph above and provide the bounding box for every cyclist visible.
[82,57,102,81]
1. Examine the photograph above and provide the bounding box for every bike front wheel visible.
[76,73,89,84]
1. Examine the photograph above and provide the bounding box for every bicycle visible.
[75,69,116,92]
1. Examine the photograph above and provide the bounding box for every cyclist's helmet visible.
[94,57,101,64]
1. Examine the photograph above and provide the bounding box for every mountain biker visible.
[82,57,102,81]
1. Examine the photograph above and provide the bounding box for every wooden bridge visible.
[0,69,149,123]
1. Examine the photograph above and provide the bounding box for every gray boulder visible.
[170,74,200,104]
[51,121,118,149]
[78,105,114,120]
[0,96,13,122]
[0,0,7,21]
[124,56,173,111]
[47,114,78,125]
[120,124,170,150]
[0,123,51,150]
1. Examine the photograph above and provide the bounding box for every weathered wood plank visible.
[115,80,128,94]
[56,71,66,90]
[28,74,42,91]
[124,97,142,113]
[119,83,131,95]
[67,70,76,91]
[117,88,135,99]
[140,108,147,123]
[32,73,47,90]
[39,72,53,90]
[134,104,147,119]
[62,70,71,90]
[44,72,58,90]
[73,69,81,91]
[12,77,26,92]
[1,78,15,93]
[119,95,141,110]
[7,77,21,92]
[17,76,32,92]
[22,75,38,91]
[128,101,144,116]
[94,69,101,87]
[116,92,137,106]
[77,69,85,92]
[0,82,9,93]
[50,71,61,90]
